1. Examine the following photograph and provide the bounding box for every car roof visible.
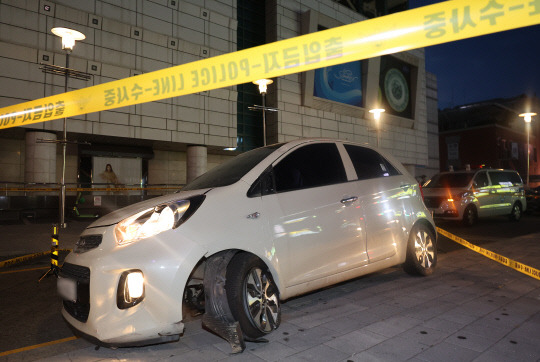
[437,169,518,175]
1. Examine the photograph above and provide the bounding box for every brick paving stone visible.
[364,315,423,338]
[281,344,349,362]
[323,329,386,355]
[413,341,481,362]
[362,334,431,361]
[246,340,297,361]
[445,330,498,353]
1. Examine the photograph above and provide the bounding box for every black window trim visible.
[248,141,350,196]
[343,143,401,181]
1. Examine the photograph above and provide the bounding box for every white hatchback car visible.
[422,169,526,226]
[58,138,437,352]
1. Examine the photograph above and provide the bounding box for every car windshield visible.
[424,172,474,188]
[182,143,283,191]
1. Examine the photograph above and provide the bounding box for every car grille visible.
[74,234,103,253]
[424,196,445,209]
[60,263,90,323]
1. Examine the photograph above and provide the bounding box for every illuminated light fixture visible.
[251,79,274,146]
[253,79,273,94]
[50,27,85,230]
[126,272,144,299]
[223,147,236,151]
[51,27,86,51]
[519,112,537,186]
[519,112,536,123]
[369,108,385,147]
[369,108,385,120]
[117,270,145,309]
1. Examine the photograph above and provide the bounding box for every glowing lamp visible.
[51,27,85,51]
[253,79,273,94]
[126,272,144,299]
[519,112,537,186]
[519,112,536,123]
[369,108,385,120]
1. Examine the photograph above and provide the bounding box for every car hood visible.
[87,189,211,228]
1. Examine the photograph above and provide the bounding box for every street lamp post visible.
[39,27,87,281]
[519,112,537,186]
[51,27,85,228]
[252,79,273,146]
[369,108,385,147]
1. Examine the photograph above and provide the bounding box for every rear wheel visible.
[509,202,522,221]
[403,223,437,276]
[226,254,281,340]
[462,205,477,226]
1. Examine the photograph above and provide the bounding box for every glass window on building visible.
[237,0,267,152]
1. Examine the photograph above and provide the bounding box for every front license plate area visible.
[57,277,77,302]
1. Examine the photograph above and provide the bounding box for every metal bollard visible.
[39,224,60,281]
[51,224,59,271]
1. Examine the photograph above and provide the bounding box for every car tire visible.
[509,202,522,222]
[226,253,281,340]
[462,205,477,226]
[403,223,437,276]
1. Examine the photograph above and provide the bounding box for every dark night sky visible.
[409,0,540,110]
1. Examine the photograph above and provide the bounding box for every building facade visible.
[438,94,540,186]
[421,71,440,182]
[0,0,430,198]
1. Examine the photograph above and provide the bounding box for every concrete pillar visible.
[186,145,207,184]
[364,57,382,110]
[25,131,57,184]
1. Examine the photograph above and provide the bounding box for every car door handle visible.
[340,196,358,204]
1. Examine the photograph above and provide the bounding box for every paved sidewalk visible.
[3,227,538,361]
[1,219,539,361]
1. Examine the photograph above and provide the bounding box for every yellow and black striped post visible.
[39,224,60,281]
[51,224,59,272]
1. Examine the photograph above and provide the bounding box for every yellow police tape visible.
[1,186,180,192]
[0,249,71,269]
[1,0,539,129]
[437,227,540,281]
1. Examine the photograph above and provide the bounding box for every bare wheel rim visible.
[244,267,279,333]
[414,229,435,269]
[513,204,521,220]
[465,208,474,224]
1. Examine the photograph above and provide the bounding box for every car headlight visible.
[117,270,145,309]
[114,195,205,245]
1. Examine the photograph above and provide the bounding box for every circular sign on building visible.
[384,68,409,113]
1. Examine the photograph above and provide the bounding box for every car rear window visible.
[488,171,523,186]
[424,172,474,188]
[344,144,400,180]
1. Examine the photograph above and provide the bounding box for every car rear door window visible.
[274,143,347,192]
[344,144,400,180]
[474,171,489,188]
[507,172,523,186]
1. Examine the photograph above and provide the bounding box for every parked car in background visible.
[57,138,437,352]
[525,186,540,214]
[422,169,526,226]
